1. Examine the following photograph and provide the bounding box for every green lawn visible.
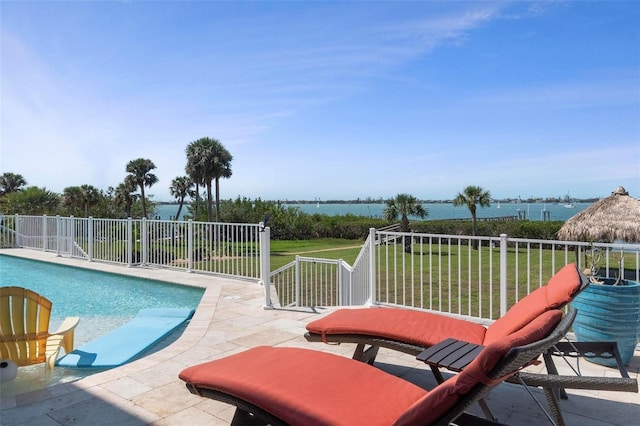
[270,238,639,319]
[269,238,363,270]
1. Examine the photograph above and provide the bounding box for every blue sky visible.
[1,1,639,202]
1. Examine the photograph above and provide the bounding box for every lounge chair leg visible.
[542,388,565,426]
[478,398,497,422]
[514,373,562,426]
[353,343,379,365]
[231,408,267,426]
[430,365,446,384]
[543,350,568,400]
[353,343,366,361]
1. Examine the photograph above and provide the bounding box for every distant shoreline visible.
[155,197,600,205]
[155,201,591,222]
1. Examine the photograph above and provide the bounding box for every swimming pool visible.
[1,255,203,325]
[0,254,204,395]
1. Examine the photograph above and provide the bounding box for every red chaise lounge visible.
[303,263,638,425]
[180,309,571,426]
[304,263,587,367]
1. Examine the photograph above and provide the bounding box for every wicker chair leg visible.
[478,399,497,422]
[513,373,563,426]
[431,365,495,421]
[231,408,268,426]
[353,343,380,365]
[543,350,568,400]
[542,387,565,426]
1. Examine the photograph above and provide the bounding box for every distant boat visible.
[563,192,576,208]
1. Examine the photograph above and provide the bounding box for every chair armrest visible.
[51,316,80,336]
[508,340,639,397]
[515,371,638,392]
[50,316,80,354]
[549,341,632,378]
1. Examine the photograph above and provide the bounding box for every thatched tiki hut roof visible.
[557,186,640,243]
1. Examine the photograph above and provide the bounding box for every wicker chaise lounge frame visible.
[180,310,576,425]
[304,265,638,425]
[305,264,590,367]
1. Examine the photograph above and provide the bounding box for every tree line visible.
[3,164,534,242]
[0,137,233,222]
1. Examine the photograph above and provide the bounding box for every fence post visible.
[367,228,377,306]
[338,258,345,305]
[88,217,94,261]
[141,218,148,265]
[500,233,508,316]
[295,255,302,307]
[187,220,194,272]
[71,216,76,257]
[14,214,19,247]
[260,222,273,309]
[127,218,133,267]
[55,216,61,256]
[42,215,47,252]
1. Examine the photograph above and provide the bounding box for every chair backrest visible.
[440,309,577,425]
[483,263,587,345]
[394,309,572,426]
[0,286,53,366]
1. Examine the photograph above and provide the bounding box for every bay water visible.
[155,202,590,222]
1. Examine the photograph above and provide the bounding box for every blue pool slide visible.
[56,308,195,368]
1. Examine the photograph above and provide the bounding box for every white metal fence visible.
[271,256,354,308]
[4,216,639,322]
[0,215,267,285]
[270,228,640,321]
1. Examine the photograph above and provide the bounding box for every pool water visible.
[0,254,204,396]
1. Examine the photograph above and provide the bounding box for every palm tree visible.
[114,176,138,218]
[79,184,100,217]
[453,185,491,248]
[169,176,194,220]
[0,172,27,196]
[383,193,428,252]
[184,154,202,220]
[62,186,84,216]
[125,158,158,218]
[185,138,233,222]
[1,186,59,215]
[212,150,233,222]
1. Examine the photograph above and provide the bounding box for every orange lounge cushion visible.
[484,263,580,345]
[394,309,563,425]
[179,346,428,426]
[306,264,581,349]
[180,310,564,426]
[306,307,487,348]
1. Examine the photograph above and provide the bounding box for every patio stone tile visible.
[3,412,61,426]
[127,360,186,389]
[99,376,154,400]
[131,380,198,418]
[553,391,640,425]
[170,343,227,366]
[192,402,239,425]
[2,389,95,425]
[155,406,228,426]
[192,397,236,418]
[228,328,300,347]
[48,395,158,425]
